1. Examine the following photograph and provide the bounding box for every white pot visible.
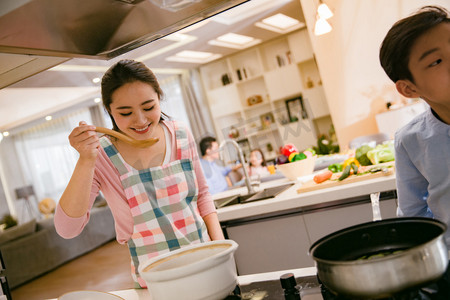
[138,240,239,300]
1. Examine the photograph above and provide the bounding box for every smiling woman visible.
[54,59,224,289]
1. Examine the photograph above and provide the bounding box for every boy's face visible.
[396,22,450,110]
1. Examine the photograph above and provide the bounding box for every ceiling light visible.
[3,132,9,137]
[212,0,292,25]
[255,13,305,34]
[45,116,52,121]
[208,33,261,49]
[92,77,101,84]
[314,17,332,36]
[218,33,254,45]
[150,0,201,12]
[318,2,333,19]
[94,97,102,103]
[166,50,222,63]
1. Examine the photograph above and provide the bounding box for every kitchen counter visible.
[50,267,318,300]
[216,173,398,275]
[215,173,397,222]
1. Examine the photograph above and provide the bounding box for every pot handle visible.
[370,192,382,221]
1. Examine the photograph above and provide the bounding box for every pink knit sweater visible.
[54,120,216,244]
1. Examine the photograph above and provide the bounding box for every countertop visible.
[215,173,397,222]
[51,267,318,300]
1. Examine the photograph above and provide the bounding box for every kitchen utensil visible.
[370,192,381,221]
[277,156,317,181]
[58,290,124,300]
[95,127,158,148]
[309,217,448,299]
[139,240,239,300]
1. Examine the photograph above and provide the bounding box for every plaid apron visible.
[100,122,210,288]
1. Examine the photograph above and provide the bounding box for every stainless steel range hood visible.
[0,0,248,59]
[0,0,248,88]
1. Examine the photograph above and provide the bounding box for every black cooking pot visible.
[309,217,448,299]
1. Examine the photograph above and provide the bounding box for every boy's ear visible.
[395,80,420,98]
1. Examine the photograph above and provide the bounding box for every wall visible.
[299,0,450,149]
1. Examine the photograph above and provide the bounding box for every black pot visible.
[309,217,448,299]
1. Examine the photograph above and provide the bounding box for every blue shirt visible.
[395,107,450,246]
[200,159,232,195]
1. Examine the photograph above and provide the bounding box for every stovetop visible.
[224,269,450,300]
[225,275,322,300]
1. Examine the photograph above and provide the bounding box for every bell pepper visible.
[328,163,343,173]
[342,157,360,169]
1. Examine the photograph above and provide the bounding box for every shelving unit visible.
[200,28,333,161]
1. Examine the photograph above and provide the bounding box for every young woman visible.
[54,59,224,288]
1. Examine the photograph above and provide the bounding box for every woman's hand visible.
[69,121,99,160]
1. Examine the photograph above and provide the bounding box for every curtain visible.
[14,108,93,203]
[159,75,193,133]
[179,69,216,141]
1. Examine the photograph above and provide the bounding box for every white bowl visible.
[138,240,238,300]
[276,156,317,180]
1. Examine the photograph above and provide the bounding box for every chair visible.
[349,133,390,149]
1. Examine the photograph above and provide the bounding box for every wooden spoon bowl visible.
[95,127,159,148]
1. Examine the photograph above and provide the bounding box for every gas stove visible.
[224,268,450,300]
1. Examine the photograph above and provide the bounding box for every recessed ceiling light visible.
[166,50,222,63]
[92,77,101,84]
[255,13,305,34]
[45,116,52,121]
[208,33,261,49]
[2,132,9,137]
[94,97,101,103]
[212,0,292,25]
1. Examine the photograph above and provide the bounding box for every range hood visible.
[0,0,248,58]
[0,0,248,88]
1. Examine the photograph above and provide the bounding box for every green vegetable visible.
[338,165,352,181]
[366,141,395,165]
[355,145,373,166]
[351,162,358,174]
[293,152,307,161]
[328,163,343,173]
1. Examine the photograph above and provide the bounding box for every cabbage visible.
[355,145,373,166]
[366,141,395,165]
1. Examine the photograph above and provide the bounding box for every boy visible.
[379,6,450,246]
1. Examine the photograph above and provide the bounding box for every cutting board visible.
[297,161,395,194]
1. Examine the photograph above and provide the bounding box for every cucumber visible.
[338,165,352,181]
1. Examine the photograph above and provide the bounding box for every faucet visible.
[219,139,255,195]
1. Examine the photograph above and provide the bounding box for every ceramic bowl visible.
[138,240,238,300]
[277,155,317,180]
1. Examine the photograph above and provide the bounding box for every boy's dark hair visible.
[199,136,216,156]
[380,6,450,83]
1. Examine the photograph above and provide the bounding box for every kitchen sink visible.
[214,183,294,209]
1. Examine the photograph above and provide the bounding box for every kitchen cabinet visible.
[200,29,333,160]
[218,173,398,276]
[303,198,398,244]
[226,214,312,275]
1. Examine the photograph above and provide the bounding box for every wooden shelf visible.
[200,28,332,155]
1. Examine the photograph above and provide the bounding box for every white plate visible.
[59,290,124,300]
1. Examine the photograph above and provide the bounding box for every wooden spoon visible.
[95,127,159,148]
